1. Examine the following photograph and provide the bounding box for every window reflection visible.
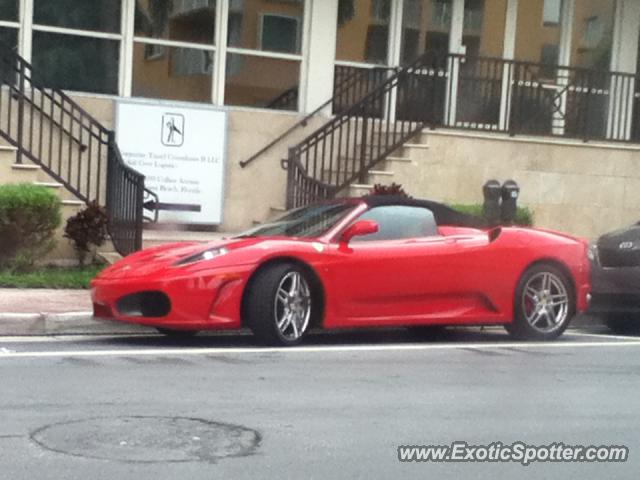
[34,0,121,33]
[135,0,217,44]
[228,0,304,54]
[337,0,391,65]
[225,53,299,110]
[571,0,615,71]
[132,43,213,103]
[0,0,18,22]
[31,31,119,94]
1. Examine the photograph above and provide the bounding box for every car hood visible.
[95,237,271,280]
[598,224,640,250]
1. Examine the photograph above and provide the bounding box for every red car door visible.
[327,237,463,326]
[322,205,491,327]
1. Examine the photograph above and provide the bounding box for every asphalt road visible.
[1,326,639,479]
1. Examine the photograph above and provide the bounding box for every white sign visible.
[116,100,227,224]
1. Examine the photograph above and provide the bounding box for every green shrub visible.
[64,200,109,266]
[450,203,534,227]
[0,183,62,271]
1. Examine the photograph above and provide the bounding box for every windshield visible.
[235,203,357,238]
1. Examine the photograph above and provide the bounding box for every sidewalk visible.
[0,288,150,335]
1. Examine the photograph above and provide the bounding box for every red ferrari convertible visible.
[91,196,591,345]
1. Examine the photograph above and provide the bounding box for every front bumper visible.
[91,269,250,330]
[588,264,640,316]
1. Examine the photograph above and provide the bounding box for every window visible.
[571,0,615,70]
[135,0,216,45]
[365,25,389,64]
[336,0,390,65]
[228,0,303,54]
[225,0,305,110]
[540,43,559,77]
[133,0,217,102]
[582,16,602,49]
[225,53,300,110]
[34,0,121,33]
[464,0,484,31]
[353,206,438,242]
[0,0,18,22]
[172,48,214,75]
[431,0,453,30]
[371,0,392,23]
[31,32,120,94]
[132,44,213,103]
[260,15,300,54]
[543,0,562,26]
[31,0,122,94]
[515,0,562,64]
[0,27,17,50]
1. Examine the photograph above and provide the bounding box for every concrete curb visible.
[0,312,153,336]
[0,312,606,337]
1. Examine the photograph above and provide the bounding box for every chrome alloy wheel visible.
[522,271,570,334]
[274,271,311,341]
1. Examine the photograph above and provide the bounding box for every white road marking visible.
[566,331,640,341]
[2,340,640,360]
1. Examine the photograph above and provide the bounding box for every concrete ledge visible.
[0,312,152,336]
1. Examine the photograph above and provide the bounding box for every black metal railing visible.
[403,53,640,143]
[0,40,145,256]
[286,52,640,209]
[240,64,397,168]
[266,87,299,111]
[285,52,444,209]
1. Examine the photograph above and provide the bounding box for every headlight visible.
[173,247,228,266]
[587,244,599,264]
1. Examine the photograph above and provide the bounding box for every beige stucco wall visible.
[395,130,640,239]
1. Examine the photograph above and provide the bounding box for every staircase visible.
[283,52,446,209]
[0,40,145,257]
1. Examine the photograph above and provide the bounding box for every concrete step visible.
[33,180,81,202]
[7,163,41,183]
[366,169,395,185]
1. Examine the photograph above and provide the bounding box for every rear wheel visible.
[245,263,314,346]
[507,264,575,340]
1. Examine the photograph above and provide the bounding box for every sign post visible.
[116,100,227,224]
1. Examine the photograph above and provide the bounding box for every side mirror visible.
[340,220,379,245]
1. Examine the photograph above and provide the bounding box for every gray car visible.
[589,222,640,333]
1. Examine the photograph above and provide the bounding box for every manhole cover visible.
[31,416,260,463]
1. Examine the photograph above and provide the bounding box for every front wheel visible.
[245,263,314,346]
[507,264,575,340]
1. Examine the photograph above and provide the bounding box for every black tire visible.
[604,315,640,335]
[507,263,575,341]
[407,325,449,340]
[156,328,199,339]
[245,263,315,346]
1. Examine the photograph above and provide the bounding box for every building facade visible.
[2,0,640,249]
[1,1,637,116]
